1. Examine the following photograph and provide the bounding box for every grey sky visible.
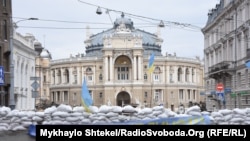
[12,0,220,60]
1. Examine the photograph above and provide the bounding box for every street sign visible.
[31,81,39,90]
[32,91,39,98]
[0,66,4,86]
[216,83,224,92]
[30,76,40,81]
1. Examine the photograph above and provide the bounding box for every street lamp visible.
[4,14,38,110]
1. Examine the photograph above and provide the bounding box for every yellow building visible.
[40,14,205,111]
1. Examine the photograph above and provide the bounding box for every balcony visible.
[208,61,234,79]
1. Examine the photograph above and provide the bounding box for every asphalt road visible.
[0,130,35,141]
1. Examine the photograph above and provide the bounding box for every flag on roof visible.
[148,53,155,73]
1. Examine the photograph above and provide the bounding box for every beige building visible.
[202,0,250,111]
[43,13,205,111]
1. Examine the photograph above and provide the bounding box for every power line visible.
[77,0,202,30]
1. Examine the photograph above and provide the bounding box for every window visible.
[3,20,7,40]
[57,91,60,102]
[117,67,129,80]
[99,74,103,81]
[64,91,68,102]
[193,90,196,100]
[87,75,92,81]
[154,89,162,102]
[144,92,147,98]
[64,69,69,83]
[178,68,182,82]
[185,68,190,82]
[154,74,159,81]
[43,75,46,83]
[179,89,183,100]
[52,92,55,102]
[99,92,102,98]
[144,73,147,80]
[237,72,241,87]
[170,74,173,82]
[2,0,6,7]
[187,89,191,100]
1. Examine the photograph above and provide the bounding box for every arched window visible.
[177,67,182,82]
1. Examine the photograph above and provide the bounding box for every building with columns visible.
[202,0,250,111]
[48,13,205,111]
[13,31,37,110]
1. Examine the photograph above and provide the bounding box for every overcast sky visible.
[12,0,220,60]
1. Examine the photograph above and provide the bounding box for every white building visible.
[46,13,205,111]
[13,30,38,110]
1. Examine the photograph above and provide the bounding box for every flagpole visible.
[150,72,153,107]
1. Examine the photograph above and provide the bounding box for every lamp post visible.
[7,16,38,110]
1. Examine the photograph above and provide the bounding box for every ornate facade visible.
[202,0,250,111]
[47,14,205,111]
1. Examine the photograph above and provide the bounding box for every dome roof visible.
[84,13,163,57]
[113,13,134,30]
[40,49,50,58]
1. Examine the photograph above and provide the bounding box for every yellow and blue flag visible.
[148,53,155,73]
[81,77,93,112]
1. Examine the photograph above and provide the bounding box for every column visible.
[110,56,113,81]
[77,66,81,84]
[105,56,108,81]
[133,56,137,80]
[69,67,72,84]
[138,56,141,80]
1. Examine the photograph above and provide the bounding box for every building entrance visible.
[116,91,130,107]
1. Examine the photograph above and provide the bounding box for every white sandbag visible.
[122,105,137,113]
[219,109,232,115]
[152,110,163,116]
[22,121,33,127]
[71,112,83,117]
[229,117,244,123]
[140,108,153,115]
[6,110,19,117]
[35,111,45,117]
[187,111,202,116]
[12,125,26,131]
[233,108,247,116]
[105,112,118,118]
[50,120,66,125]
[32,116,44,122]
[211,112,223,118]
[65,116,80,122]
[57,104,72,112]
[44,106,57,114]
[111,106,123,113]
[224,114,233,121]
[186,105,200,113]
[73,106,85,113]
[52,116,65,121]
[152,106,164,111]
[21,116,31,121]
[51,111,69,117]
[0,106,11,116]
[80,118,91,124]
[0,126,8,131]
[82,112,91,118]
[89,106,99,113]
[99,105,112,113]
